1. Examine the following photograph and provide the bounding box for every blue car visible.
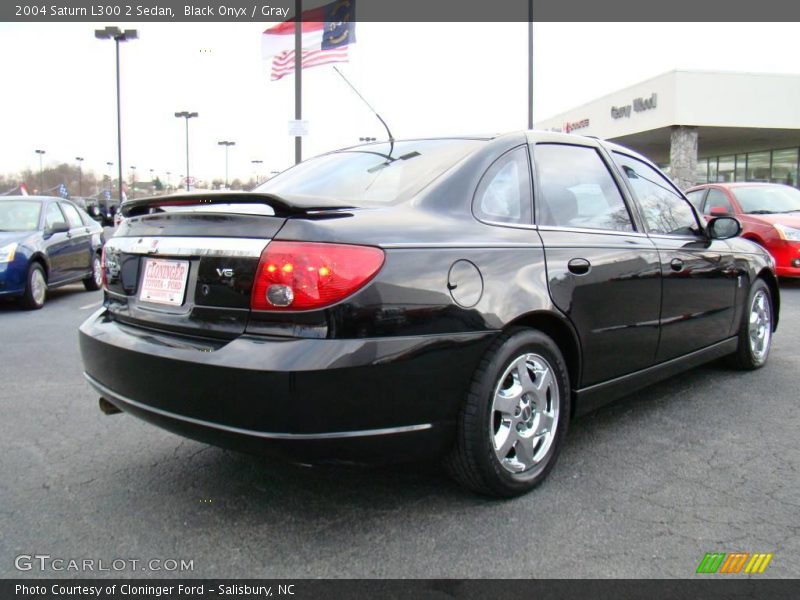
[0,196,105,309]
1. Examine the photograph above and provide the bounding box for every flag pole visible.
[294,0,302,164]
[528,0,533,130]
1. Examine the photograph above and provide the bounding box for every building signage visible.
[611,93,658,119]
[564,118,590,133]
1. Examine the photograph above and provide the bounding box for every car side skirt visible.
[574,337,738,416]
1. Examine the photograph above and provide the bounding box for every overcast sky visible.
[1,22,799,187]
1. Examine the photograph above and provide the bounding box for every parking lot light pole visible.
[251,159,263,185]
[217,141,235,189]
[528,0,534,130]
[95,26,137,204]
[35,149,45,193]
[75,156,84,196]
[175,112,198,191]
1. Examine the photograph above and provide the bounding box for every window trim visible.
[531,142,639,234]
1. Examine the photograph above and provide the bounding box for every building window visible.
[770,148,799,187]
[695,158,708,184]
[735,154,747,182]
[692,149,800,188]
[747,151,771,182]
[717,155,735,183]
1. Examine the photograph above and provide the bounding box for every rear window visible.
[254,139,485,206]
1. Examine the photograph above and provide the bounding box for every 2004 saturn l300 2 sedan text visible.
[79,131,779,497]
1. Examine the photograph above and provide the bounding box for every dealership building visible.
[535,70,800,190]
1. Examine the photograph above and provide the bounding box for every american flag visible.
[270,46,349,81]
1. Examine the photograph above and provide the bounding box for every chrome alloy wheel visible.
[31,268,46,306]
[490,353,560,474]
[749,289,772,365]
[92,256,103,287]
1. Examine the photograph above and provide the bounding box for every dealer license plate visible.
[139,259,190,306]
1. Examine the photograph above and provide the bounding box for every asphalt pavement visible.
[1,281,798,578]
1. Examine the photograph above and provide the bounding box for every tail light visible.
[251,241,385,311]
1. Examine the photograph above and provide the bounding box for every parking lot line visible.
[79,301,103,310]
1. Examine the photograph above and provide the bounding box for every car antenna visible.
[333,66,395,151]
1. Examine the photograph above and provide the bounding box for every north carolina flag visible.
[262,0,356,81]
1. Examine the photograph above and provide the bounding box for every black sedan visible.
[79,132,778,497]
[1,196,104,309]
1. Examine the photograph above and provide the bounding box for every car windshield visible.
[0,201,41,231]
[734,186,800,214]
[254,139,485,206]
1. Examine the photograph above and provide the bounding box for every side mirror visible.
[46,221,70,236]
[709,206,729,217]
[707,216,741,240]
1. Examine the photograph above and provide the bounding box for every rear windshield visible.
[254,139,485,206]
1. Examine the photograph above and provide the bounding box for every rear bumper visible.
[79,309,495,463]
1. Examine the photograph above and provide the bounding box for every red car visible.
[686,182,800,277]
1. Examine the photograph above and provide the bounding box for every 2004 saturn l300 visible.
[79,131,779,497]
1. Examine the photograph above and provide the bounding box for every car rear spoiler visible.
[120,192,354,218]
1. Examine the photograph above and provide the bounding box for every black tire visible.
[727,278,773,370]
[20,262,47,310]
[445,328,571,497]
[83,253,103,291]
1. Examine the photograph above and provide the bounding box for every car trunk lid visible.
[104,193,353,340]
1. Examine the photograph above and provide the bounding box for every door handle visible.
[670,258,684,272]
[567,258,591,276]
[66,232,73,239]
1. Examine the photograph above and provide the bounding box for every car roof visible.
[334,130,658,166]
[0,195,65,202]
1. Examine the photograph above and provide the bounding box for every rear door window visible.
[534,144,634,232]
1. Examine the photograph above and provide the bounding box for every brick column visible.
[669,126,698,191]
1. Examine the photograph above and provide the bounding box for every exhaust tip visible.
[99,397,122,415]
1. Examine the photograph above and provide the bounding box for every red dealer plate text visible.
[139,259,190,306]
